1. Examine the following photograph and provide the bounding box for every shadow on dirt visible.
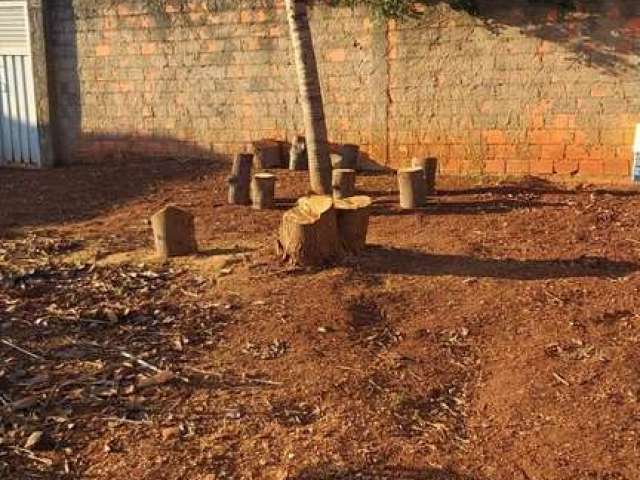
[358,246,639,280]
[293,465,478,480]
[371,199,565,216]
[0,155,224,235]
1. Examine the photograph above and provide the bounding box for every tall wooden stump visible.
[253,140,283,169]
[251,173,277,210]
[332,168,356,200]
[151,206,198,259]
[398,167,426,209]
[340,144,359,170]
[289,136,308,171]
[277,196,341,266]
[334,195,372,254]
[228,153,253,205]
[412,157,438,194]
[330,153,344,169]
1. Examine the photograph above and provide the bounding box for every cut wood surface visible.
[334,195,372,254]
[277,195,340,266]
[251,173,277,210]
[151,205,198,258]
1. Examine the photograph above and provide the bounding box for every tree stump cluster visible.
[228,153,277,210]
[397,158,439,209]
[277,194,372,266]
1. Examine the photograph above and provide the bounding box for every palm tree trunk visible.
[284,0,332,195]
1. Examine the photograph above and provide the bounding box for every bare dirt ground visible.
[1,158,640,480]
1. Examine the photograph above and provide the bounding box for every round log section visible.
[340,144,359,170]
[253,140,283,169]
[411,157,438,194]
[289,135,308,171]
[228,153,253,205]
[251,173,277,210]
[334,195,372,255]
[151,205,198,259]
[332,168,356,200]
[277,195,341,267]
[398,167,427,209]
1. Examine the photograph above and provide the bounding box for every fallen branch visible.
[1,338,45,362]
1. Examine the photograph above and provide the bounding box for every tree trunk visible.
[334,195,372,254]
[284,0,332,195]
[277,195,341,266]
[251,173,277,209]
[332,168,356,200]
[228,153,253,205]
[398,167,426,209]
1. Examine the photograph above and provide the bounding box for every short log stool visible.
[151,206,198,258]
[251,173,277,209]
[398,167,427,209]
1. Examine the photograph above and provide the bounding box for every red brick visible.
[554,158,579,175]
[528,129,572,145]
[141,43,157,55]
[325,49,347,63]
[531,157,554,175]
[487,145,516,158]
[541,144,565,160]
[484,158,506,174]
[604,157,630,176]
[506,159,530,175]
[482,129,507,145]
[549,114,576,129]
[95,45,111,56]
[579,160,604,176]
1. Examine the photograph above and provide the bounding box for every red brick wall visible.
[46,0,640,181]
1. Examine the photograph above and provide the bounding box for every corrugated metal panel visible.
[0,0,41,167]
[0,2,29,56]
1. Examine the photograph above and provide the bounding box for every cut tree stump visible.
[277,195,341,266]
[411,157,438,194]
[332,168,356,200]
[253,140,283,169]
[398,167,426,209]
[289,136,308,171]
[340,144,359,170]
[151,206,198,258]
[228,153,253,205]
[334,195,372,254]
[251,173,277,209]
[330,153,344,169]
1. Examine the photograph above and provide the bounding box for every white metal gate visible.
[0,0,40,167]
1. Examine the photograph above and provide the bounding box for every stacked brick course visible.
[46,0,640,181]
